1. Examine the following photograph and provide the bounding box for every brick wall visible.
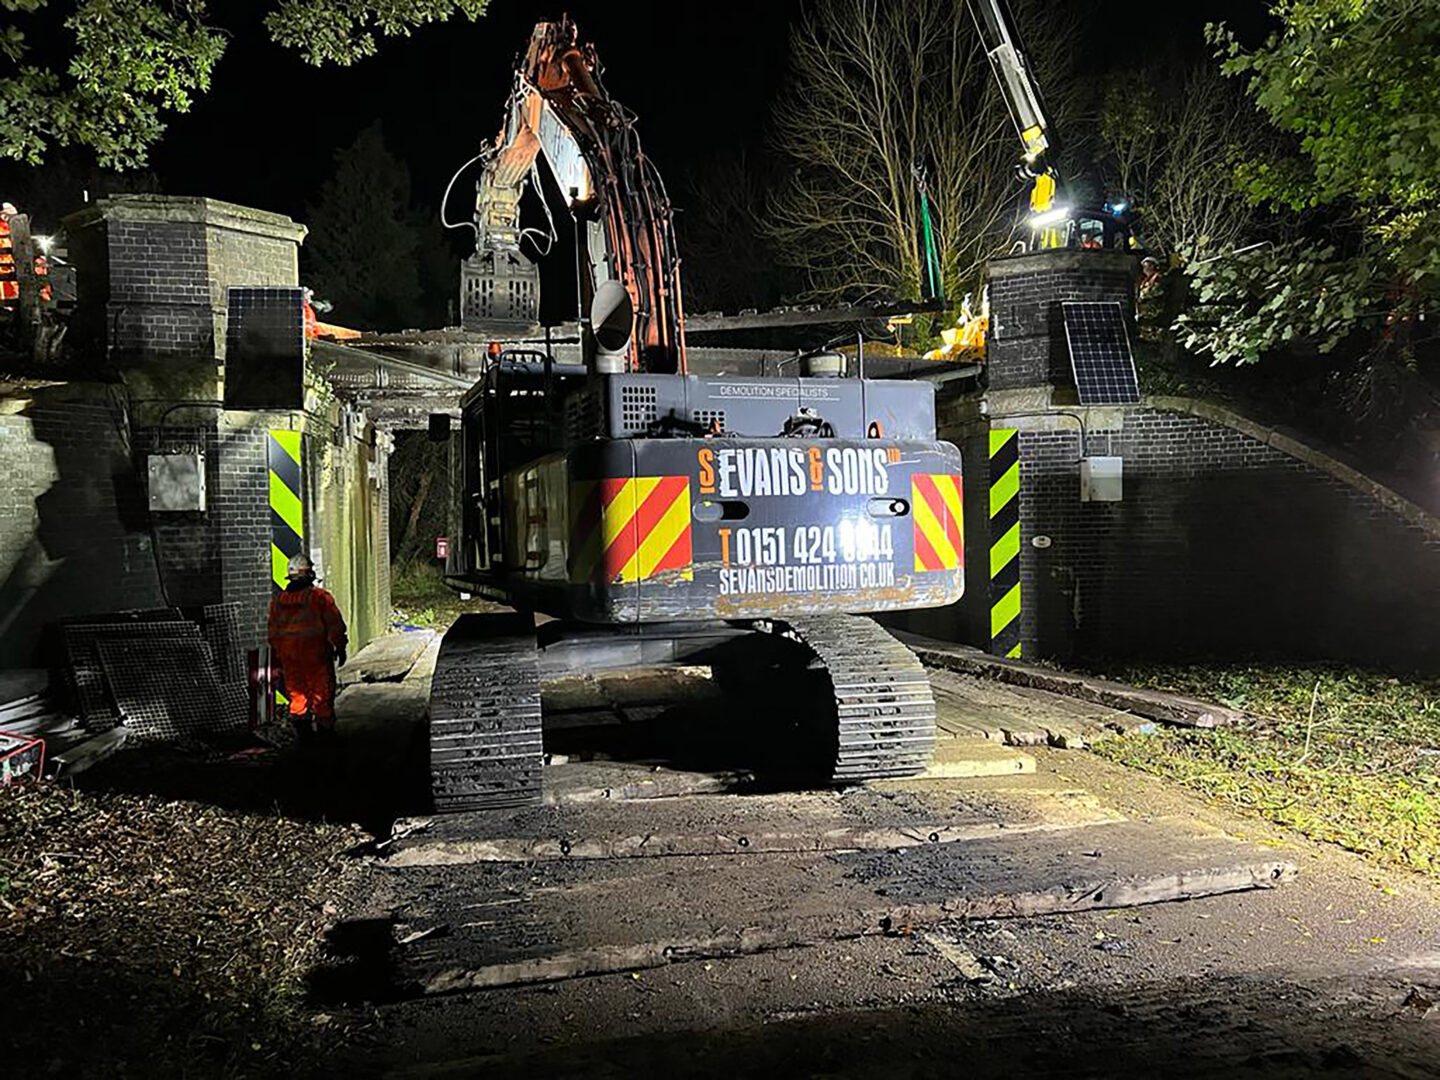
[992,406,1440,672]
[135,424,222,607]
[63,195,306,365]
[920,247,1440,674]
[986,250,1135,393]
[0,386,167,667]
[212,424,272,653]
[11,196,391,670]
[107,220,213,358]
[0,384,285,669]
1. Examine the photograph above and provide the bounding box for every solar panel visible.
[1062,301,1140,405]
[223,286,305,410]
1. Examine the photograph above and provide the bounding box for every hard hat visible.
[286,553,316,579]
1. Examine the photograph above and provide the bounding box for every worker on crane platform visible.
[268,554,348,745]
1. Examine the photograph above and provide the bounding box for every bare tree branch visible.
[1099,62,1262,258]
[767,0,1087,304]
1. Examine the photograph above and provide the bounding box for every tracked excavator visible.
[427,18,965,812]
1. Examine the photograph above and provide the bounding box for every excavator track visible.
[782,615,937,782]
[428,612,543,812]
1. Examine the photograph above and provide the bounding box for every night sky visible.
[154,0,799,222]
[149,0,1275,226]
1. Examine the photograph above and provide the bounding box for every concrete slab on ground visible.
[351,812,1292,996]
[903,738,1035,779]
[311,645,1440,1080]
[897,631,1246,729]
[338,629,436,686]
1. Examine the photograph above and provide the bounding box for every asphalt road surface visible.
[309,655,1440,1079]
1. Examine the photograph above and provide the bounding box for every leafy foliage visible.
[1176,241,1378,364]
[1183,1,1440,365]
[264,0,487,66]
[1215,0,1440,215]
[0,1,490,169]
[0,1,225,169]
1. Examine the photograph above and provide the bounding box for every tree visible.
[676,152,794,313]
[303,122,423,331]
[1098,62,1263,262]
[388,430,449,568]
[0,1,489,169]
[766,0,1087,305]
[1179,0,1440,365]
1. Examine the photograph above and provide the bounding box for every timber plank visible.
[364,820,1297,997]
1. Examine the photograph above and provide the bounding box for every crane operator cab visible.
[1059,203,1134,252]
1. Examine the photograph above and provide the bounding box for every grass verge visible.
[1089,662,1440,878]
[390,559,468,629]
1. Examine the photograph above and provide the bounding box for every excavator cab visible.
[1067,206,1132,252]
[454,347,587,576]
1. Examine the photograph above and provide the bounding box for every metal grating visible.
[620,384,657,433]
[223,286,305,410]
[96,634,237,743]
[564,386,604,443]
[1062,301,1140,405]
[199,602,245,685]
[63,617,192,729]
[692,409,726,433]
[218,683,250,731]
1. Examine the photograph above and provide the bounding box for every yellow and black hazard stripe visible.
[268,430,304,591]
[989,428,1022,658]
[570,476,693,585]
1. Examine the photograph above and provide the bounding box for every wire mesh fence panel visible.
[200,602,246,685]
[96,633,236,743]
[63,618,194,730]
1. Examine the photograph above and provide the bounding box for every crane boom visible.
[965,0,1062,238]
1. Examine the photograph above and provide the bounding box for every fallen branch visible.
[418,859,1298,995]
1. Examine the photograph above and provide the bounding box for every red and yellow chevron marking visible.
[570,475,693,585]
[912,473,964,573]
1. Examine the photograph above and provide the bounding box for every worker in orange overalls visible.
[0,203,18,304]
[268,554,348,744]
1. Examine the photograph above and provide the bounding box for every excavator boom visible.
[465,18,686,374]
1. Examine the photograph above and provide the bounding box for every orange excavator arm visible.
[468,18,687,374]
